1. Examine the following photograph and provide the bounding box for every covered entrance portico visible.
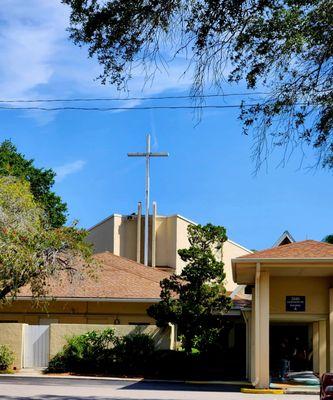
[232,240,333,388]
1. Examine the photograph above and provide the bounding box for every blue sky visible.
[0,0,332,251]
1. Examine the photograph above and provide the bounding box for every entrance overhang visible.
[232,258,333,285]
[232,242,333,388]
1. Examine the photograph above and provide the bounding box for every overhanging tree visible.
[323,235,333,244]
[0,176,93,301]
[147,223,231,354]
[63,0,333,170]
[0,141,67,227]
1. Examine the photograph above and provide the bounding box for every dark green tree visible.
[0,141,67,227]
[323,235,333,244]
[147,223,231,354]
[63,0,333,170]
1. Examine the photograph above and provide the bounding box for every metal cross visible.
[128,134,169,266]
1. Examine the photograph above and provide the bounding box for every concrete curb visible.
[270,383,320,395]
[2,373,251,386]
[284,388,320,395]
[2,373,142,382]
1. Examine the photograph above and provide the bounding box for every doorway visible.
[270,323,313,377]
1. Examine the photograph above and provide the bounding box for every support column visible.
[250,291,256,383]
[258,271,270,388]
[313,322,319,374]
[319,320,327,375]
[151,202,157,267]
[329,288,333,372]
[242,310,252,380]
[136,202,142,263]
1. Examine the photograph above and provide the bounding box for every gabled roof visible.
[18,252,170,301]
[237,240,333,260]
[273,230,295,247]
[17,252,248,310]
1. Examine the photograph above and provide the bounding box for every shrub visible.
[47,352,67,373]
[113,333,155,375]
[65,328,115,372]
[48,328,115,373]
[47,329,155,376]
[0,345,14,370]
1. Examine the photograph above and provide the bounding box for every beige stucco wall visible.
[88,213,251,289]
[88,215,137,260]
[88,214,181,269]
[49,324,174,358]
[116,216,137,260]
[154,216,177,268]
[154,217,167,265]
[0,300,156,325]
[222,241,252,292]
[88,214,193,270]
[88,216,115,254]
[154,216,253,276]
[0,323,24,369]
[0,323,174,370]
[174,216,191,273]
[270,276,332,316]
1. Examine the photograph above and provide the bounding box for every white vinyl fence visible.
[23,325,50,368]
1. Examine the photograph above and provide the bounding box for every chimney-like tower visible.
[151,201,157,267]
[136,202,142,263]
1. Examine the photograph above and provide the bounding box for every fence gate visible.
[23,325,50,368]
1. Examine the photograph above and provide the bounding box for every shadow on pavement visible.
[0,376,132,387]
[121,380,241,392]
[0,397,178,400]
[0,376,241,392]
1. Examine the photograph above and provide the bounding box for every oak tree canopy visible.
[63,0,333,170]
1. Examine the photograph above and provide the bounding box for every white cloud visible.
[0,0,69,99]
[54,160,86,183]
[0,0,195,122]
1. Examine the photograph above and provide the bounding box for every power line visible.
[0,88,328,104]
[0,104,258,112]
[0,92,268,104]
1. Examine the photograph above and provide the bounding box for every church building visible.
[87,204,252,293]
[1,196,332,388]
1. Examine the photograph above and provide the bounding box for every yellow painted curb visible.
[241,388,284,394]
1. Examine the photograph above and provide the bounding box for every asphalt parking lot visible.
[0,376,319,400]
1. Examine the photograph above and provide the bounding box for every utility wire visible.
[0,88,328,104]
[0,102,314,112]
[0,92,268,103]
[0,104,259,111]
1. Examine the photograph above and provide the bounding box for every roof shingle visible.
[17,252,248,309]
[18,252,169,300]
[237,240,333,259]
